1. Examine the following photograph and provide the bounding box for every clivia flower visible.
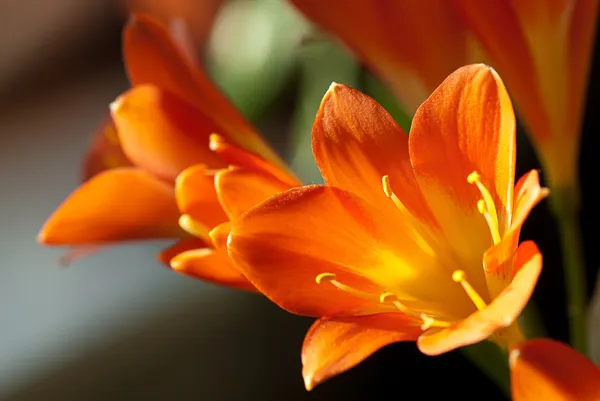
[227,64,549,389]
[37,14,298,283]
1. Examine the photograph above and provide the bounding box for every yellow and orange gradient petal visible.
[510,339,600,401]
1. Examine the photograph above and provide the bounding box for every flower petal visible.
[302,314,422,390]
[484,170,549,279]
[82,116,132,181]
[409,64,516,272]
[38,168,184,245]
[209,134,299,187]
[451,1,550,140]
[123,13,286,169]
[290,0,473,111]
[417,240,541,355]
[111,84,226,181]
[158,237,209,266]
[229,185,469,318]
[170,247,255,291]
[312,83,435,226]
[510,339,600,401]
[175,164,228,228]
[215,167,292,220]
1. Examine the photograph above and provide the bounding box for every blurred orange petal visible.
[214,167,292,220]
[82,116,132,181]
[38,168,184,245]
[417,241,541,355]
[291,0,474,111]
[111,84,225,181]
[123,13,286,169]
[208,221,231,250]
[313,83,435,226]
[170,247,255,291]
[209,134,298,187]
[175,164,228,228]
[159,237,209,266]
[510,339,600,401]
[124,0,223,49]
[302,314,421,390]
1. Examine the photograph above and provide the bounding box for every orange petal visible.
[158,237,209,266]
[38,167,184,245]
[409,64,516,267]
[312,83,436,226]
[175,164,228,228]
[451,1,550,141]
[209,134,299,187]
[170,247,255,291]
[417,240,541,355]
[228,185,451,317]
[111,84,226,181]
[123,13,286,169]
[125,0,224,49]
[209,221,231,250]
[484,170,549,278]
[290,0,473,111]
[302,314,422,390]
[82,116,132,181]
[214,167,292,220]
[510,339,600,401]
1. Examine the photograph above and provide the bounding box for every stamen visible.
[468,171,501,245]
[315,272,336,284]
[382,175,411,215]
[420,314,452,331]
[379,292,414,315]
[381,175,439,252]
[452,270,487,311]
[315,273,379,301]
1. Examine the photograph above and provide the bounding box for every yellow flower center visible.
[313,171,512,332]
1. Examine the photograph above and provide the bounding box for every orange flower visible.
[289,0,484,115]
[510,339,600,400]
[37,14,294,272]
[228,64,549,389]
[452,0,598,187]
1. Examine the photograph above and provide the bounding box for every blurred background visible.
[0,0,599,400]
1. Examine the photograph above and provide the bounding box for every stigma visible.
[468,171,502,245]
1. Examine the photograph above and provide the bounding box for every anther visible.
[316,272,336,284]
[452,270,488,311]
[382,175,393,198]
[420,314,452,331]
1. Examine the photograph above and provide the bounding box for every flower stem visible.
[461,342,510,399]
[549,185,588,354]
